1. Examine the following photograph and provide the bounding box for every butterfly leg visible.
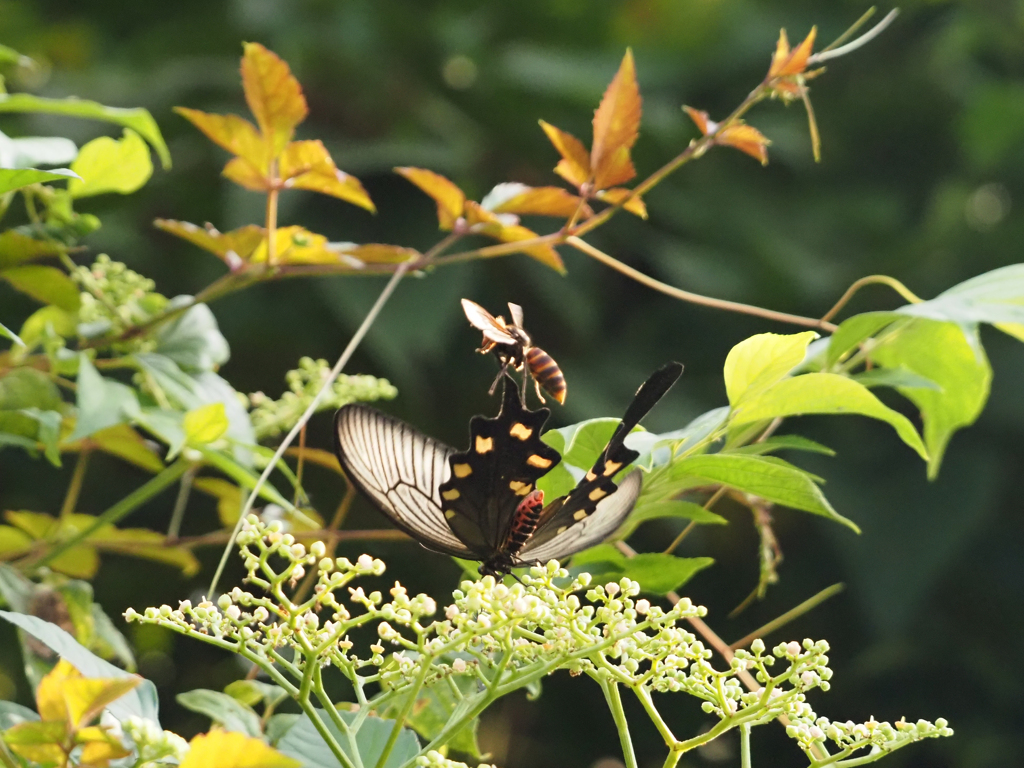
[487,362,510,396]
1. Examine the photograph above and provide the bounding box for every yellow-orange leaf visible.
[89,527,201,576]
[180,731,301,768]
[4,721,67,765]
[718,124,771,165]
[249,226,350,265]
[78,732,132,766]
[286,166,374,212]
[485,183,592,219]
[174,108,268,172]
[395,167,465,229]
[62,677,141,728]
[539,121,590,188]
[194,477,244,527]
[683,106,713,136]
[769,27,817,79]
[332,243,420,265]
[596,188,647,219]
[462,200,501,228]
[154,220,264,267]
[240,42,308,158]
[284,446,343,474]
[590,49,641,190]
[278,139,330,179]
[62,423,165,473]
[467,212,565,274]
[223,156,270,191]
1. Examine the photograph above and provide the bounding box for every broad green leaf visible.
[724,332,818,406]
[0,43,33,67]
[535,461,575,501]
[18,305,77,347]
[614,499,727,539]
[69,355,141,441]
[571,545,714,595]
[63,423,165,473]
[0,563,34,612]
[0,368,61,411]
[561,418,620,469]
[135,407,186,459]
[0,320,24,346]
[0,166,78,194]
[0,129,77,168]
[669,454,859,531]
[89,602,137,672]
[154,302,230,371]
[0,700,40,729]
[0,526,32,556]
[68,129,153,198]
[852,367,941,391]
[1,264,81,311]
[0,230,67,269]
[625,406,729,469]
[277,709,419,768]
[897,263,1024,327]
[87,526,200,576]
[871,319,991,478]
[730,372,928,460]
[266,714,301,746]
[181,731,300,768]
[728,434,836,457]
[176,689,262,738]
[0,610,160,725]
[0,93,171,168]
[382,674,482,758]
[826,312,903,367]
[184,402,229,444]
[224,680,288,710]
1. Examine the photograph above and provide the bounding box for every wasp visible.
[460,298,567,405]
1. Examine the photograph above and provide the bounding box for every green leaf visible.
[69,354,141,441]
[826,312,903,367]
[571,545,714,595]
[852,367,941,391]
[871,319,991,479]
[383,674,482,758]
[154,302,230,371]
[0,700,39,730]
[898,263,1024,327]
[614,499,727,540]
[277,710,419,768]
[18,306,77,348]
[626,406,729,469]
[728,435,836,457]
[724,331,819,406]
[560,418,620,468]
[197,446,298,515]
[68,129,153,198]
[135,407,186,459]
[730,372,928,461]
[89,602,137,672]
[0,166,79,194]
[184,402,229,444]
[65,423,165,473]
[0,610,160,725]
[669,454,859,531]
[0,563,34,612]
[224,680,288,710]
[0,320,24,346]
[0,264,81,311]
[0,93,171,169]
[0,129,77,168]
[177,689,262,738]
[0,368,61,411]
[0,230,68,269]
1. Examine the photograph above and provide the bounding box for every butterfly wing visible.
[334,404,475,558]
[520,469,642,562]
[438,375,562,556]
[521,362,684,556]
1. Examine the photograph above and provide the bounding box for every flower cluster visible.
[121,716,190,767]
[416,751,498,768]
[246,356,398,439]
[125,517,951,768]
[72,255,169,348]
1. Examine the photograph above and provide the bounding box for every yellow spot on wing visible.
[588,488,607,501]
[573,509,588,521]
[445,510,456,519]
[585,470,597,481]
[509,481,532,496]
[442,489,461,500]
[556,526,568,534]
[510,423,533,440]
[527,454,552,468]
[453,463,472,478]
[603,461,622,476]
[475,436,493,453]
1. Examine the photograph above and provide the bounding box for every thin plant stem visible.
[601,679,638,768]
[59,450,90,520]
[567,237,838,332]
[166,464,199,540]
[740,722,752,768]
[820,274,923,323]
[663,486,728,554]
[375,661,432,768]
[209,262,410,595]
[808,9,900,65]
[293,423,307,508]
[729,583,845,650]
[266,161,279,265]
[32,460,190,570]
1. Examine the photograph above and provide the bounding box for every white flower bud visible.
[217,595,232,610]
[225,605,241,620]
[358,554,374,570]
[452,658,467,673]
[635,599,650,615]
[310,541,326,558]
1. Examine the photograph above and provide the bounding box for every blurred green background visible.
[2,1,1023,766]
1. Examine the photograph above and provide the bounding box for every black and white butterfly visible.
[334,362,683,577]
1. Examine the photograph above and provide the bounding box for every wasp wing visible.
[520,469,642,562]
[461,298,517,345]
[507,302,525,329]
[334,404,475,558]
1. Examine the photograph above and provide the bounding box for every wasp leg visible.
[532,376,547,404]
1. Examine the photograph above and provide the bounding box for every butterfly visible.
[333,362,683,577]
